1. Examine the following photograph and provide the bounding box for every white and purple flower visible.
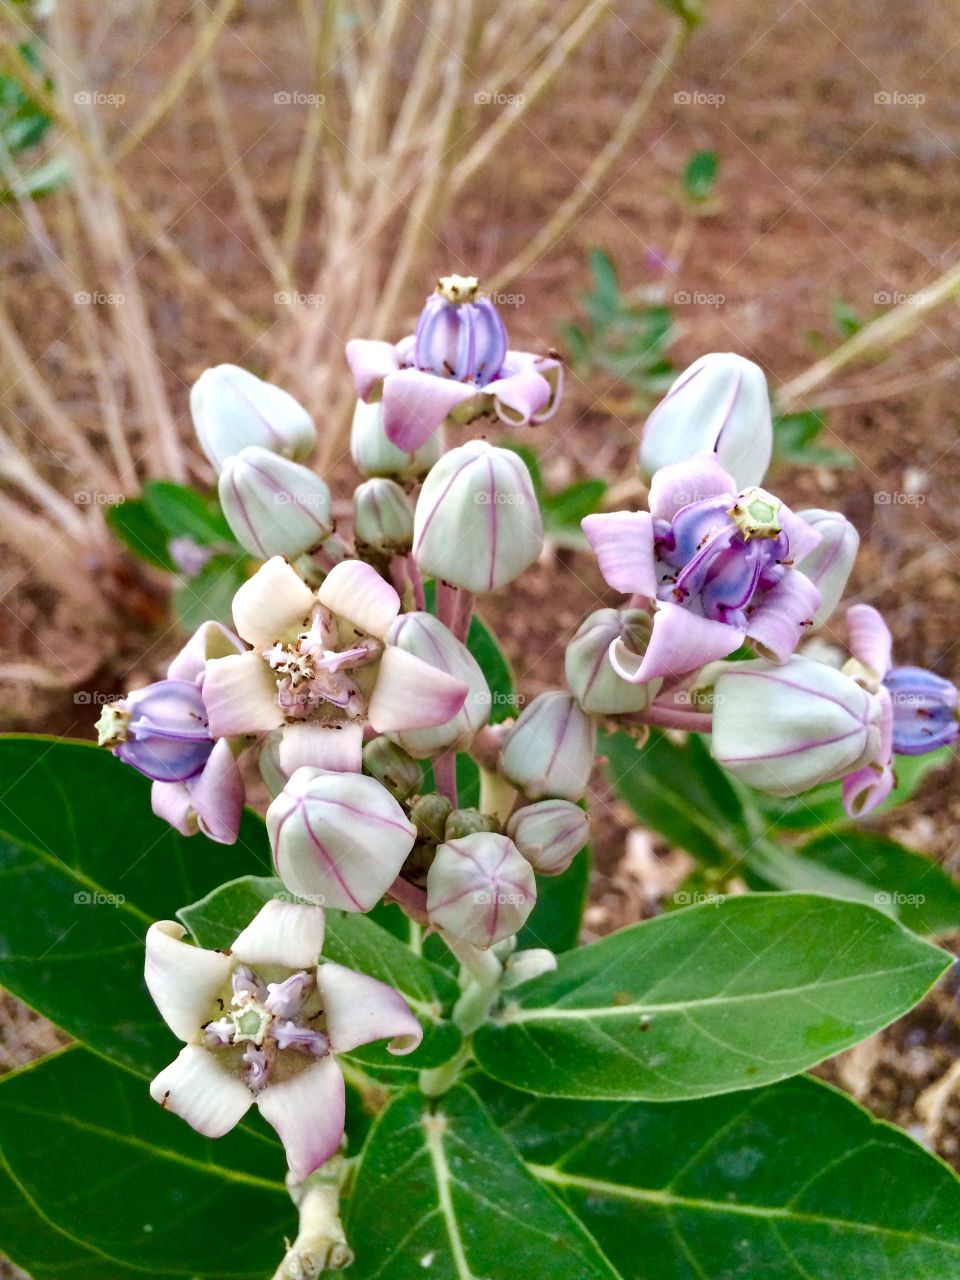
[346,275,562,452]
[146,899,422,1179]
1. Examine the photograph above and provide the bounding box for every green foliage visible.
[0,43,67,201]
[772,407,854,469]
[516,846,591,953]
[683,148,718,202]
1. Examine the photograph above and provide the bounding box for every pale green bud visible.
[191,364,316,471]
[350,399,441,479]
[362,737,422,801]
[426,832,536,947]
[565,608,662,715]
[410,793,453,843]
[507,799,588,875]
[499,691,596,801]
[445,807,499,840]
[218,446,332,559]
[353,478,415,554]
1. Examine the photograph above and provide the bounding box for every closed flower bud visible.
[711,655,883,796]
[503,948,558,988]
[96,678,213,783]
[565,608,662,714]
[410,793,453,843]
[218,446,333,559]
[353,478,415,554]
[426,832,536,948]
[350,399,441,479]
[796,509,859,630]
[499,691,596,802]
[267,767,417,912]
[445,807,499,840]
[639,353,772,490]
[191,364,316,471]
[362,737,422,800]
[507,799,588,875]
[413,440,543,593]
[384,611,490,757]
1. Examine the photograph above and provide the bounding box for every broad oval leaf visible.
[473,892,950,1099]
[517,846,591,953]
[474,1073,960,1280]
[345,1083,618,1280]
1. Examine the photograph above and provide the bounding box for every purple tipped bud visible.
[98,679,213,783]
[711,655,883,795]
[218,446,333,560]
[884,666,959,756]
[413,277,507,387]
[353,478,415,553]
[507,799,588,875]
[426,832,536,948]
[499,691,596,802]
[190,364,316,472]
[350,399,441,479]
[564,608,662,714]
[413,440,543,593]
[796,509,859,630]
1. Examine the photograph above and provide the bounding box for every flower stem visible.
[271,1155,353,1278]
[433,751,458,807]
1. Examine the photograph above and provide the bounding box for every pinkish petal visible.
[315,560,400,639]
[230,898,325,970]
[151,1045,253,1137]
[843,760,895,817]
[368,647,468,732]
[144,921,234,1042]
[648,452,736,521]
[487,364,552,426]
[318,961,423,1055]
[747,572,821,663]
[232,557,316,649]
[381,368,479,451]
[846,604,893,679]
[529,356,563,423]
[778,505,822,564]
[278,722,364,776]
[581,511,657,597]
[256,1056,345,1180]
[346,339,401,401]
[203,651,282,738]
[167,621,245,682]
[188,739,245,844]
[151,781,196,838]
[617,601,741,684]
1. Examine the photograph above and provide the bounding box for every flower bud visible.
[267,767,417,912]
[410,793,453,843]
[96,679,213,783]
[499,691,596,801]
[884,666,959,756]
[639,353,772,490]
[218,446,333,559]
[426,832,536,947]
[507,799,588,875]
[384,611,490,757]
[350,398,441,479]
[190,364,316,471]
[503,948,558,988]
[353,478,415,554]
[362,737,422,800]
[564,608,662,714]
[796,509,859,630]
[445,807,499,840]
[413,276,507,387]
[711,655,883,796]
[413,440,543,593]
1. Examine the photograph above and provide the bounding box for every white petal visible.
[230,898,325,970]
[256,1057,345,1180]
[150,1045,253,1137]
[316,560,400,639]
[232,556,316,648]
[319,961,423,1055]
[144,921,233,1042]
[278,722,363,776]
[167,620,245,682]
[368,647,468,732]
[203,651,283,738]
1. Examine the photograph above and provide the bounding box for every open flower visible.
[582,453,823,684]
[346,275,562,452]
[146,899,422,1180]
[202,557,469,776]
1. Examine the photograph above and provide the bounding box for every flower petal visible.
[315,559,401,639]
[144,921,234,1042]
[381,368,479,451]
[188,739,245,844]
[581,511,657,597]
[368,647,468,732]
[648,452,736,522]
[847,604,893,679]
[151,780,196,837]
[256,1056,345,1180]
[318,961,423,1055]
[843,761,895,817]
[278,722,364,775]
[167,621,245,682]
[203,651,283,738]
[747,571,821,663]
[346,339,401,401]
[150,1045,253,1137]
[232,556,316,648]
[487,364,553,426]
[230,898,326,969]
[617,601,741,684]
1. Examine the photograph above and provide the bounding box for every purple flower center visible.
[883,665,959,756]
[413,282,507,387]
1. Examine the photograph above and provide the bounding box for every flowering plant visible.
[2,279,959,1280]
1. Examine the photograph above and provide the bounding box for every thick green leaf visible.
[0,1046,291,1280]
[345,1084,619,1280]
[179,874,461,1070]
[516,846,591,953]
[0,737,271,1075]
[142,479,234,545]
[173,552,248,632]
[105,497,176,571]
[601,728,750,867]
[473,892,949,1100]
[474,1073,960,1280]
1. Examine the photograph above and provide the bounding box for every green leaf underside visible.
[0,738,271,1076]
[473,1074,960,1279]
[0,1046,291,1280]
[345,1084,618,1280]
[179,874,461,1070]
[473,893,949,1100]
